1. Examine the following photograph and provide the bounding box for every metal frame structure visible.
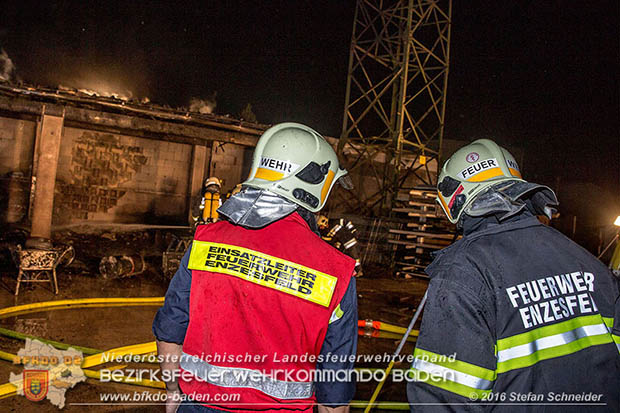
[337,0,452,215]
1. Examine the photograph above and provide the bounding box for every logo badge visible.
[465,152,479,163]
[24,370,48,402]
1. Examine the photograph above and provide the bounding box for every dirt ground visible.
[0,229,428,412]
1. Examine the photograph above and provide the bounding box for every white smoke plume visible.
[189,93,217,114]
[0,49,16,82]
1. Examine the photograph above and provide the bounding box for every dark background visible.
[1,0,618,249]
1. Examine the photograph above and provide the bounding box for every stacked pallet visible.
[388,187,456,278]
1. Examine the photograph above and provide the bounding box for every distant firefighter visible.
[318,215,363,277]
[191,177,221,226]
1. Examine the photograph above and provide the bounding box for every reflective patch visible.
[343,238,357,250]
[258,157,299,176]
[437,194,451,219]
[611,331,620,354]
[496,315,613,373]
[188,241,338,307]
[457,158,502,181]
[255,157,300,181]
[467,167,504,182]
[408,348,495,399]
[180,353,313,399]
[320,170,335,204]
[412,358,494,390]
[329,304,344,324]
[508,168,522,178]
[327,224,342,237]
[507,158,521,177]
[255,168,284,181]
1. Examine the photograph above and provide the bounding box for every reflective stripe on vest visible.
[327,225,341,238]
[496,314,613,373]
[188,241,338,307]
[408,348,495,399]
[613,334,620,354]
[603,317,613,330]
[180,352,313,399]
[608,317,620,354]
[343,238,357,250]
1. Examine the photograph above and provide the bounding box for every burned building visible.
[0,84,267,236]
[0,83,453,279]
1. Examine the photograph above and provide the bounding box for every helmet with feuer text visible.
[242,123,352,212]
[436,139,526,224]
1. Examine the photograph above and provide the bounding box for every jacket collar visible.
[428,210,543,268]
[460,209,537,236]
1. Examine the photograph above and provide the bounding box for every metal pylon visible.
[336,0,452,215]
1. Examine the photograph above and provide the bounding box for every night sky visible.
[1,1,618,240]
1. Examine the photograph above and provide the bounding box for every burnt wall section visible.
[209,142,252,194]
[54,128,192,224]
[0,116,36,223]
[0,117,36,175]
[0,89,266,228]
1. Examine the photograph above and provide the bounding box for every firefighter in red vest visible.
[153,123,357,413]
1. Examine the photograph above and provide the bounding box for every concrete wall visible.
[208,142,253,194]
[0,109,437,226]
[0,113,256,227]
[0,116,37,223]
[0,116,36,175]
[53,127,194,224]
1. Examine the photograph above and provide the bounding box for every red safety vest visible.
[180,212,355,412]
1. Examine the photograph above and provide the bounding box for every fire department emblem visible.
[23,370,49,402]
[465,152,479,163]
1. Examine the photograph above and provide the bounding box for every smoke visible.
[189,93,217,114]
[59,84,133,101]
[0,49,16,82]
[58,69,136,101]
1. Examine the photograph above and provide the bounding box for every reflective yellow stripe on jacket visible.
[497,314,614,373]
[409,348,496,399]
[411,314,618,399]
[605,317,620,354]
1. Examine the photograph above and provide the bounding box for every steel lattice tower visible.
[336,0,452,215]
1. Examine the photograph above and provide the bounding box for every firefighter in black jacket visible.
[407,139,620,411]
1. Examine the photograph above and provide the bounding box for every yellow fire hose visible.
[0,297,411,409]
[0,297,164,319]
[363,291,428,413]
[0,298,164,399]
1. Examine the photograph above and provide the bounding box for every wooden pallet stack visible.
[388,187,456,278]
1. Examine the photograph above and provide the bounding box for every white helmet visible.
[243,123,350,212]
[437,139,525,224]
[204,177,221,188]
